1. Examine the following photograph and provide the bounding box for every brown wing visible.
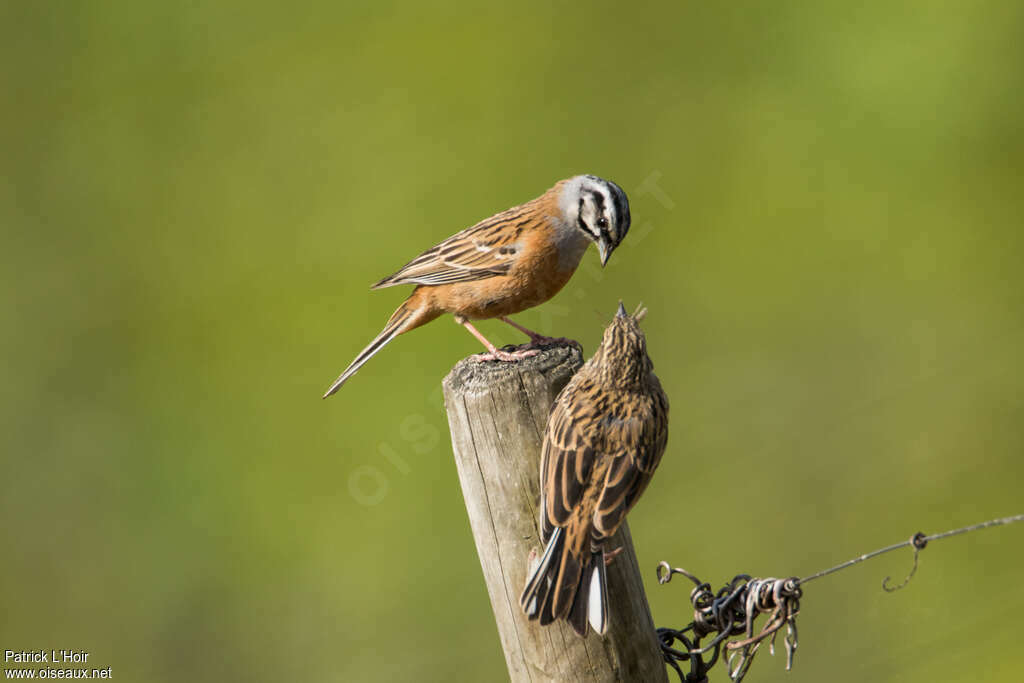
[371,205,532,288]
[592,378,669,540]
[539,377,603,544]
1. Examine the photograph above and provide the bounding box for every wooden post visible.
[443,343,668,683]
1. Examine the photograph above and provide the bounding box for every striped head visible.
[591,302,652,386]
[557,175,631,266]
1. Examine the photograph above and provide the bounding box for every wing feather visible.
[540,379,600,543]
[371,205,536,288]
[593,387,669,539]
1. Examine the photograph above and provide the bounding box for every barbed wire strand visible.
[799,512,1024,587]
[656,513,1024,683]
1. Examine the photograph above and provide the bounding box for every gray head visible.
[558,175,631,266]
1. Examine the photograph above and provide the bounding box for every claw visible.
[524,335,583,351]
[471,347,541,362]
[604,546,624,565]
[499,317,583,352]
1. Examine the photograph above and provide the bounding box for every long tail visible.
[520,528,608,636]
[322,291,438,398]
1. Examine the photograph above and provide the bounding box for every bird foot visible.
[525,335,583,352]
[497,318,582,352]
[471,346,541,362]
[604,546,624,565]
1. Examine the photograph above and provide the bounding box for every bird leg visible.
[458,318,540,362]
[604,546,624,565]
[500,317,583,351]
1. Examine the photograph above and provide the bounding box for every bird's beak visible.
[597,240,612,267]
[615,301,628,319]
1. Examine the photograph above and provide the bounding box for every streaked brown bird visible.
[521,303,669,636]
[322,175,630,397]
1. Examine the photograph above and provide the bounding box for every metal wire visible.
[656,565,800,683]
[656,513,1024,682]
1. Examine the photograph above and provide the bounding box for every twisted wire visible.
[656,566,800,683]
[655,513,1023,682]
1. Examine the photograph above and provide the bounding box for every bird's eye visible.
[597,217,609,228]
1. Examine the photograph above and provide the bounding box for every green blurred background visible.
[3,2,1023,681]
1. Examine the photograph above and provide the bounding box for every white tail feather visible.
[525,550,542,615]
[587,551,608,634]
[521,527,562,618]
